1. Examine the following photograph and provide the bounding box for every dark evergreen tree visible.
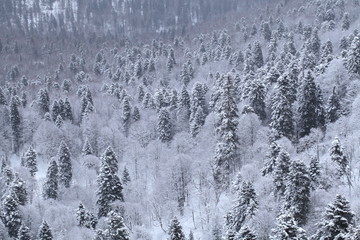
[122,96,131,137]
[122,167,131,185]
[0,88,7,105]
[132,106,140,122]
[190,82,207,122]
[283,160,311,225]
[63,98,73,122]
[312,195,354,239]
[252,41,264,69]
[326,87,341,123]
[273,150,291,197]
[262,22,272,41]
[17,224,31,240]
[51,100,60,122]
[37,221,53,240]
[43,160,58,200]
[309,156,321,189]
[82,138,93,155]
[340,36,349,50]
[248,79,266,121]
[9,96,21,154]
[168,217,185,240]
[101,146,118,174]
[96,163,124,218]
[342,12,350,30]
[329,138,349,177]
[262,142,281,176]
[270,213,307,240]
[11,174,27,206]
[76,202,87,227]
[24,146,37,176]
[347,36,360,75]
[106,210,130,240]
[190,106,205,137]
[37,89,50,115]
[0,194,22,238]
[55,115,64,128]
[58,141,72,188]
[21,92,27,108]
[158,109,173,143]
[234,226,257,240]
[137,85,145,103]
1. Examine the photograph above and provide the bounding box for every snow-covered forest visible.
[1,0,360,239]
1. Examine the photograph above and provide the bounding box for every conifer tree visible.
[273,150,291,197]
[309,156,321,190]
[51,100,60,121]
[158,109,172,143]
[132,106,140,122]
[10,96,21,153]
[262,142,281,176]
[37,89,50,115]
[76,202,87,227]
[252,41,264,69]
[262,22,272,41]
[43,160,58,200]
[168,217,185,240]
[226,181,258,232]
[11,174,27,206]
[101,146,118,174]
[347,36,360,75]
[235,226,257,240]
[122,167,131,185]
[17,224,31,240]
[312,195,354,239]
[283,160,311,225]
[248,79,266,121]
[137,85,145,103]
[326,87,341,123]
[122,96,131,137]
[63,98,73,122]
[0,194,22,238]
[96,163,124,218]
[55,115,64,128]
[82,138,93,155]
[329,138,349,177]
[0,88,7,105]
[24,146,37,176]
[342,12,350,30]
[38,221,53,240]
[190,82,208,122]
[270,213,307,240]
[106,210,130,240]
[58,141,72,188]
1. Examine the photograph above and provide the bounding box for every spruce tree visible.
[329,138,349,177]
[37,89,50,116]
[122,96,131,137]
[168,217,185,240]
[37,221,53,240]
[24,146,37,176]
[309,156,321,190]
[234,226,257,240]
[76,202,87,227]
[326,87,341,123]
[132,106,140,122]
[190,106,205,137]
[63,98,73,122]
[96,163,124,218]
[51,100,60,122]
[10,96,21,154]
[248,79,266,121]
[58,141,72,188]
[158,108,172,143]
[0,194,22,238]
[262,142,281,176]
[17,224,31,240]
[283,160,311,225]
[11,174,28,206]
[82,138,93,155]
[273,150,291,197]
[270,213,307,240]
[252,41,264,69]
[347,36,360,75]
[43,160,58,200]
[101,146,118,174]
[312,195,354,239]
[0,88,7,105]
[122,167,131,185]
[342,12,350,30]
[55,115,64,128]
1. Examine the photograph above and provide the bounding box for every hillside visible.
[1,0,360,239]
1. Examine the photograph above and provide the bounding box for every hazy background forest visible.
[1,0,360,239]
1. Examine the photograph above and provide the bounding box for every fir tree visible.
[122,167,131,185]
[106,210,130,240]
[137,85,145,103]
[312,195,354,239]
[82,138,93,155]
[37,89,50,115]
[248,79,266,121]
[252,41,264,69]
[10,96,21,153]
[158,109,172,143]
[190,106,205,137]
[132,106,140,122]
[96,163,124,218]
[58,141,72,188]
[235,226,257,240]
[76,202,87,227]
[309,156,321,190]
[226,181,258,232]
[342,12,350,30]
[17,224,31,240]
[24,146,37,176]
[0,88,7,105]
[270,213,307,240]
[101,146,118,174]
[283,160,311,225]
[329,138,349,177]
[168,217,185,240]
[37,221,53,240]
[190,82,208,122]
[51,100,60,122]
[63,98,73,122]
[326,87,341,123]
[273,150,291,198]
[0,194,22,238]
[55,115,64,128]
[43,160,58,200]
[262,22,272,41]
[11,174,28,206]
[262,142,281,176]
[347,36,360,75]
[122,96,131,137]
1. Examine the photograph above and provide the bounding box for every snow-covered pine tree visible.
[101,146,118,174]
[0,194,22,238]
[273,150,291,198]
[190,82,207,122]
[168,217,186,240]
[24,146,37,176]
[82,138,93,155]
[262,142,281,176]
[122,167,131,185]
[0,88,7,105]
[247,78,266,122]
[226,181,258,232]
[122,96,131,137]
[37,88,50,116]
[234,226,257,240]
[76,202,87,227]
[10,174,27,205]
[9,96,21,153]
[329,137,349,177]
[309,156,321,190]
[43,160,58,200]
[63,98,73,122]
[58,140,72,188]
[55,115,63,128]
[347,36,360,75]
[132,106,140,122]
[51,100,60,121]
[326,87,341,123]
[38,221,53,240]
[190,106,205,137]
[157,108,172,143]
[252,41,264,69]
[342,12,350,30]
[283,160,311,225]
[312,195,354,239]
[17,223,31,240]
[96,163,124,218]
[106,210,130,240]
[270,213,307,240]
